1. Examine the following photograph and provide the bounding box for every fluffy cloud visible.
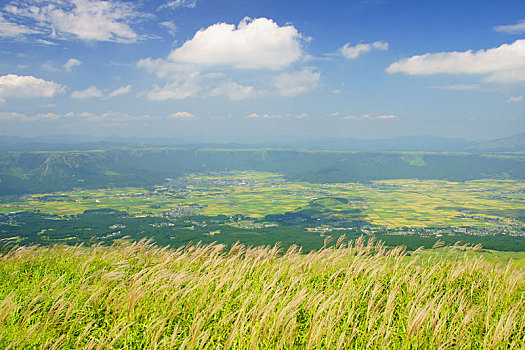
[341,41,388,59]
[4,0,144,43]
[272,67,320,97]
[495,20,525,34]
[64,58,82,72]
[167,111,195,119]
[507,96,523,103]
[208,82,260,100]
[71,86,103,98]
[166,17,304,70]
[108,85,131,97]
[386,39,525,83]
[0,74,65,98]
[138,17,316,99]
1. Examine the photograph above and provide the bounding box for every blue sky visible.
[0,0,524,141]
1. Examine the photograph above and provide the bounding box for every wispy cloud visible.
[167,111,195,119]
[64,58,82,72]
[4,0,148,43]
[340,41,388,59]
[507,96,523,103]
[246,113,282,119]
[430,84,479,90]
[494,19,525,34]
[71,86,103,99]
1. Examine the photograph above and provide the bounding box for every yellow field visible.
[1,172,523,229]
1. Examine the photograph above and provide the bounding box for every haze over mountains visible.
[1,132,524,152]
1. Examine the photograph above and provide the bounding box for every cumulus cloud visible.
[208,82,260,100]
[386,39,525,83]
[272,67,320,97]
[4,0,145,43]
[495,20,525,34]
[167,111,195,119]
[507,96,523,103]
[166,17,304,70]
[71,86,103,98]
[64,58,82,72]
[0,74,65,98]
[108,84,131,97]
[246,113,282,119]
[138,17,315,99]
[340,41,388,59]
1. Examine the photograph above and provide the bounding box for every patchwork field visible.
[1,171,523,230]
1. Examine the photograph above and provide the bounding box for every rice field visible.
[0,171,523,229]
[0,238,524,349]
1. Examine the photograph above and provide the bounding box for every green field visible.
[1,239,524,349]
[2,171,523,231]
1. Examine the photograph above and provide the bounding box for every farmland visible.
[1,171,523,230]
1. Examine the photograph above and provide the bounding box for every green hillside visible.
[1,239,524,349]
[1,148,524,194]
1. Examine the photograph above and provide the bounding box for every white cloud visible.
[0,111,70,121]
[507,96,523,103]
[430,84,480,90]
[108,84,131,97]
[340,41,388,59]
[64,58,82,72]
[375,114,397,119]
[481,70,525,84]
[208,82,260,100]
[5,0,144,43]
[342,113,397,120]
[0,13,38,37]
[295,113,309,119]
[0,74,65,98]
[495,20,525,34]
[159,21,177,36]
[386,39,525,83]
[41,61,58,71]
[159,0,197,10]
[167,111,195,119]
[71,86,103,98]
[246,113,282,119]
[273,67,320,97]
[35,38,58,46]
[166,17,304,70]
[141,80,200,101]
[0,111,26,120]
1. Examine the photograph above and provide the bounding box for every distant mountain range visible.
[0,132,524,152]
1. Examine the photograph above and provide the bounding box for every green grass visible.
[1,238,524,349]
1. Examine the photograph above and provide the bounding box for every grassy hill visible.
[1,239,524,349]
